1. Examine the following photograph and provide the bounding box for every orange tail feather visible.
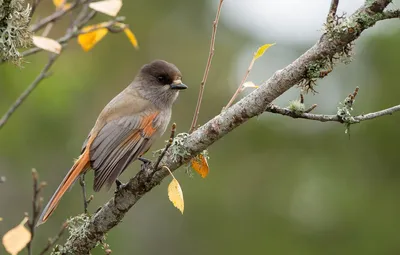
[36,152,89,226]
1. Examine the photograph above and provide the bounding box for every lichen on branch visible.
[0,0,32,65]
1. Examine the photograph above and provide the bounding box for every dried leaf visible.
[89,0,122,17]
[2,217,31,255]
[32,36,62,54]
[253,43,275,60]
[124,28,139,49]
[242,81,259,89]
[168,179,184,214]
[78,25,109,51]
[191,154,209,178]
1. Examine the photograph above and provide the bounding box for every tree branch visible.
[265,104,400,123]
[56,0,397,254]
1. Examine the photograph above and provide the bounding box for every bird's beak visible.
[170,79,188,90]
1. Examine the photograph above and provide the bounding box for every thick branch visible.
[58,0,396,254]
[266,104,400,123]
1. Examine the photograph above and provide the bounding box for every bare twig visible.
[266,104,400,123]
[225,57,256,109]
[0,54,58,130]
[30,1,79,32]
[39,222,68,255]
[30,0,43,18]
[304,104,318,113]
[327,0,339,23]
[189,0,224,132]
[79,174,89,214]
[154,123,177,171]
[27,169,46,255]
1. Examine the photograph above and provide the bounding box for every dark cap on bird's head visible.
[139,60,187,90]
[134,60,187,108]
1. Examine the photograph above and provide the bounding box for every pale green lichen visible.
[51,214,91,255]
[0,0,32,65]
[153,132,191,163]
[337,93,357,135]
[288,99,306,113]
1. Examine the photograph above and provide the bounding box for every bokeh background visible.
[1,0,400,254]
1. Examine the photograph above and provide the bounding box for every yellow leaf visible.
[168,179,184,214]
[253,43,275,60]
[32,36,62,54]
[52,0,66,8]
[2,217,31,255]
[78,25,109,51]
[0,217,3,221]
[191,154,209,178]
[124,28,139,49]
[89,0,122,17]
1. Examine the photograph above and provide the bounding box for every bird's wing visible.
[89,111,161,191]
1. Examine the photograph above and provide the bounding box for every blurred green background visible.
[1,0,400,254]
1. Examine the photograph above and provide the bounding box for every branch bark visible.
[56,0,398,254]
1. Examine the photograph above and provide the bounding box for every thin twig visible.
[189,0,224,132]
[266,104,400,123]
[225,57,255,109]
[154,123,177,171]
[30,0,79,32]
[30,0,43,18]
[39,222,68,255]
[79,174,89,214]
[327,0,339,23]
[27,169,46,255]
[304,104,318,113]
[0,54,58,130]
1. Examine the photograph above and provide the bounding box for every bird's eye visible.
[157,76,166,83]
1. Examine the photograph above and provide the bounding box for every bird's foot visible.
[115,179,125,191]
[138,157,152,171]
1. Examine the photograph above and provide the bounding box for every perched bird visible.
[37,60,187,226]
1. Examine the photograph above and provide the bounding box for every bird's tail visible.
[36,152,89,226]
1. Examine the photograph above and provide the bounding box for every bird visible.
[36,60,187,226]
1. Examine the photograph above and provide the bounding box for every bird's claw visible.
[115,179,125,191]
[138,157,152,171]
